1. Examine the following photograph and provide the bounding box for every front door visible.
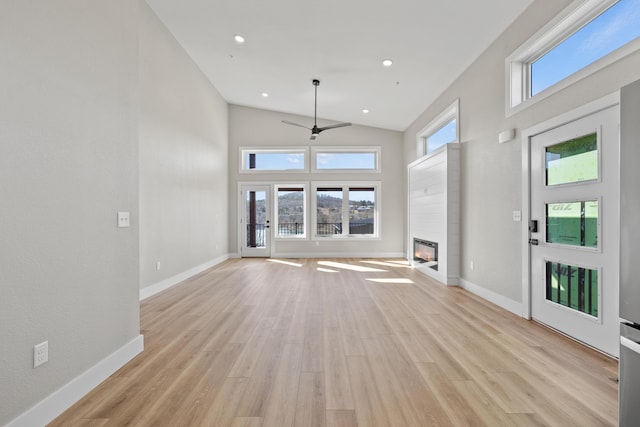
[529,105,619,356]
[240,185,271,257]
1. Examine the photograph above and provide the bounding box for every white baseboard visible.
[458,278,524,317]
[140,254,230,300]
[6,335,144,427]
[272,252,405,259]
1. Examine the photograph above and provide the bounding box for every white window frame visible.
[273,183,308,240]
[311,146,381,173]
[311,181,381,240]
[239,147,309,173]
[506,0,640,117]
[416,99,460,157]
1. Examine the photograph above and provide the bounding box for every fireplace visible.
[413,238,438,271]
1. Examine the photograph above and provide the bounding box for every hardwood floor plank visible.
[450,380,516,427]
[326,410,358,427]
[201,377,250,426]
[361,335,452,426]
[234,328,287,417]
[415,362,484,427]
[323,326,355,410]
[262,342,304,427]
[231,417,264,427]
[294,372,326,427]
[49,258,618,427]
[228,317,276,378]
[302,313,325,373]
[345,356,392,426]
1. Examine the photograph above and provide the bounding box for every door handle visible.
[529,238,539,245]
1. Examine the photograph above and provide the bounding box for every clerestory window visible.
[506,0,640,115]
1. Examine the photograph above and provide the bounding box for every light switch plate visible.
[118,211,130,228]
[513,210,522,222]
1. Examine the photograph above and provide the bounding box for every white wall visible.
[229,105,404,258]
[139,2,229,292]
[0,1,140,424]
[404,0,640,305]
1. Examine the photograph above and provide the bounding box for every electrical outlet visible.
[34,341,48,368]
[117,211,130,228]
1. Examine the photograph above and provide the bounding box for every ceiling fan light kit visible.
[282,79,352,140]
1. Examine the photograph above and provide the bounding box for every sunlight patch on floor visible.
[317,267,339,273]
[317,260,387,273]
[267,259,303,267]
[361,260,412,268]
[366,278,414,284]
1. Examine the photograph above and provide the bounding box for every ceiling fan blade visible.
[282,120,311,130]
[317,122,352,131]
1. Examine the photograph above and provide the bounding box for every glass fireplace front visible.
[413,238,438,271]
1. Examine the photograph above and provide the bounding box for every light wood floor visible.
[50,258,618,426]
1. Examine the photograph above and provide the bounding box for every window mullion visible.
[342,187,349,236]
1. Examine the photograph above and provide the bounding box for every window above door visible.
[506,0,640,116]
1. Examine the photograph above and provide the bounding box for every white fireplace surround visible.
[407,143,460,285]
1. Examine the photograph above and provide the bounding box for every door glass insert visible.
[246,190,267,248]
[545,132,598,186]
[545,261,598,317]
[546,200,598,248]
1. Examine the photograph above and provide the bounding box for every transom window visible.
[507,0,640,115]
[417,99,459,156]
[311,147,381,172]
[240,148,308,172]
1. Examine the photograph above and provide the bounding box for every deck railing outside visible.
[248,221,374,246]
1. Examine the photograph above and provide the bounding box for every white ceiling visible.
[146,0,533,132]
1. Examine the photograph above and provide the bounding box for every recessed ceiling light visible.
[362,109,369,114]
[234,34,245,43]
[261,92,269,98]
[382,58,393,67]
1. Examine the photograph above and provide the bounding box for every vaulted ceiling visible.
[146,0,533,131]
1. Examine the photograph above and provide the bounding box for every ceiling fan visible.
[282,79,351,140]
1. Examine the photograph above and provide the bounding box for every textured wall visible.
[138,2,229,291]
[0,1,140,423]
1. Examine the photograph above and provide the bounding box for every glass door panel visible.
[545,132,598,186]
[241,185,270,257]
[545,200,598,248]
[545,261,599,317]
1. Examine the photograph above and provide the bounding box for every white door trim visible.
[520,91,620,319]
[238,182,272,257]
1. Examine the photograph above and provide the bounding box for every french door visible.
[529,105,619,356]
[240,184,271,257]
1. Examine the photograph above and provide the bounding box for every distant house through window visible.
[312,182,380,238]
